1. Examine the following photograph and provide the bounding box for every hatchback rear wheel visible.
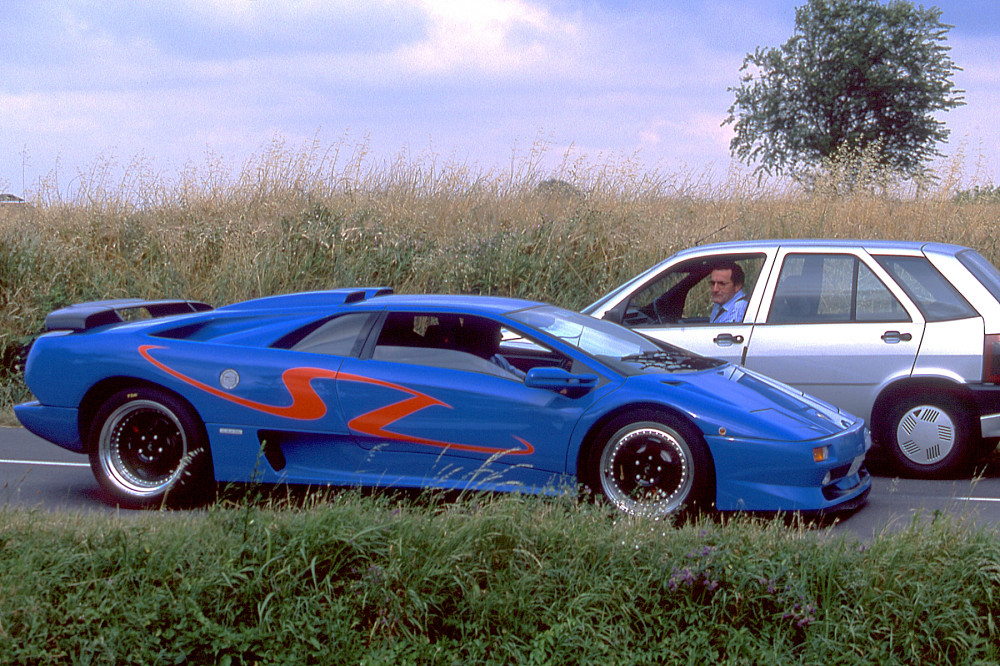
[884,393,973,478]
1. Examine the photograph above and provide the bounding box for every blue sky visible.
[2,0,998,197]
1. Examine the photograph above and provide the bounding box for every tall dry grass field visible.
[2,141,999,412]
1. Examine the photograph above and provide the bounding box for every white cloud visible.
[388,0,583,77]
[3,0,999,195]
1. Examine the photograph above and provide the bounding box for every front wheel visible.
[587,411,713,518]
[884,393,974,478]
[88,387,214,508]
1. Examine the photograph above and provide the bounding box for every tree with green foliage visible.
[724,0,965,183]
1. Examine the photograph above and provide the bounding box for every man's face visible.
[710,268,740,305]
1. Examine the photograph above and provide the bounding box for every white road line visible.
[0,459,90,468]
[953,496,1000,503]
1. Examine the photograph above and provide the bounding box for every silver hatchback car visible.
[584,240,1000,478]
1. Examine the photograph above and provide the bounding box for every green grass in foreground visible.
[1,490,998,665]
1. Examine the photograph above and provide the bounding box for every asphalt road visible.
[3,426,1000,538]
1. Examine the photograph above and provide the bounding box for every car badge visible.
[219,369,240,390]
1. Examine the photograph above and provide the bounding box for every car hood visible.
[625,364,860,441]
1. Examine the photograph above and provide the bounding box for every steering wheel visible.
[653,295,677,324]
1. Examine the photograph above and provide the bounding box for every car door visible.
[335,311,603,489]
[741,249,924,422]
[604,251,774,365]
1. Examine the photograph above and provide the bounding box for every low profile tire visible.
[884,393,974,478]
[587,411,713,518]
[88,387,214,509]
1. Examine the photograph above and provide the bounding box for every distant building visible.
[0,193,25,204]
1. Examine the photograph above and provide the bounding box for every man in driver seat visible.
[709,261,748,324]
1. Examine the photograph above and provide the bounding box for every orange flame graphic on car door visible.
[139,345,533,455]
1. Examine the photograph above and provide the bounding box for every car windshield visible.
[510,305,723,374]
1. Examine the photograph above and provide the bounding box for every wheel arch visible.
[78,377,204,452]
[575,402,717,485]
[870,377,979,445]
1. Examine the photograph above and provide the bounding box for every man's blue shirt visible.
[710,290,748,323]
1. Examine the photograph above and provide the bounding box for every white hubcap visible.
[896,405,955,465]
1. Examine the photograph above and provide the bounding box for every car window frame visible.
[761,248,921,326]
[273,311,379,357]
[873,253,978,322]
[611,252,771,328]
[358,309,579,380]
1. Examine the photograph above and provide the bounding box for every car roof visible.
[372,293,544,314]
[674,238,971,257]
[214,289,545,317]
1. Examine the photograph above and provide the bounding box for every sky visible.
[2,0,999,198]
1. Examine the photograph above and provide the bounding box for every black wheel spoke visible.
[88,388,212,508]
[598,421,696,517]
[102,400,187,493]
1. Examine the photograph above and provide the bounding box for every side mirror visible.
[604,300,627,325]
[524,367,598,397]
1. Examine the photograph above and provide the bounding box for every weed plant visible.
[3,140,999,416]
[2,143,1000,661]
[0,490,997,665]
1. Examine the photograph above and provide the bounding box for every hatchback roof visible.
[679,238,969,256]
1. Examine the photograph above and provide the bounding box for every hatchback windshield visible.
[511,305,723,374]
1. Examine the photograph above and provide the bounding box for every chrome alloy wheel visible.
[895,404,956,466]
[599,423,694,517]
[97,399,188,498]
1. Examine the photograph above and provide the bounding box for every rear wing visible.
[45,299,214,332]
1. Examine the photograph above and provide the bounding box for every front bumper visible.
[706,423,871,512]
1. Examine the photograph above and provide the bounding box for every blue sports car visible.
[16,289,871,515]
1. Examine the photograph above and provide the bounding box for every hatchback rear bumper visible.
[967,384,1000,438]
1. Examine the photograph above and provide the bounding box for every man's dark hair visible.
[713,261,745,287]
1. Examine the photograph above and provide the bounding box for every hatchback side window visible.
[875,255,977,322]
[769,254,909,324]
[624,254,765,326]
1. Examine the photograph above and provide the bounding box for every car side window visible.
[370,312,554,380]
[769,254,909,324]
[624,254,765,326]
[286,312,374,356]
[874,255,977,322]
[626,270,693,325]
[957,250,1000,302]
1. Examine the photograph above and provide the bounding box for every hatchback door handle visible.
[881,330,912,343]
[713,333,744,346]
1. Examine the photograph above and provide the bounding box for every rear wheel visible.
[587,411,712,518]
[884,393,974,478]
[88,387,213,508]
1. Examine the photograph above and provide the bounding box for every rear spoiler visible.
[45,299,214,332]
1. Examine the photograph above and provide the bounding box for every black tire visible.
[883,393,974,478]
[87,387,214,508]
[586,410,713,518]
